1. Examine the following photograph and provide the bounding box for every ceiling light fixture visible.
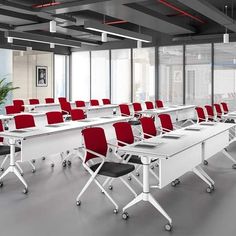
[7,37,13,43]
[50,43,55,48]
[84,20,152,43]
[223,5,229,44]
[26,46,32,51]
[50,20,57,33]
[101,32,107,42]
[137,40,142,48]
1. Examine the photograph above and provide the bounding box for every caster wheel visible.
[23,188,28,194]
[232,164,236,169]
[171,181,176,187]
[108,185,113,190]
[0,168,4,171]
[42,157,46,161]
[203,160,208,165]
[101,190,105,194]
[76,200,81,206]
[150,165,154,170]
[109,148,112,153]
[67,160,72,166]
[136,172,140,177]
[175,179,180,185]
[206,187,212,193]
[21,173,24,176]
[0,182,3,187]
[210,185,215,191]
[128,176,132,181]
[155,163,159,167]
[51,163,55,168]
[32,169,36,173]
[32,159,36,163]
[122,212,129,220]
[62,161,67,167]
[165,223,172,231]
[113,209,118,214]
[66,150,70,154]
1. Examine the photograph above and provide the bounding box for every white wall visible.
[13,51,54,103]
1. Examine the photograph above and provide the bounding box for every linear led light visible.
[84,20,152,43]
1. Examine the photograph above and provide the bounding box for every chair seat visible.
[124,154,156,164]
[90,162,135,178]
[0,146,21,156]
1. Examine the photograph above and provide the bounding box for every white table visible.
[0,115,130,193]
[84,104,118,118]
[119,122,236,230]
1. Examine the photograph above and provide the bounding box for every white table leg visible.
[221,149,236,169]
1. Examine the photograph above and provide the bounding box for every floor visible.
[1,144,236,236]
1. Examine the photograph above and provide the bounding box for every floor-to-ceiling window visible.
[111,49,131,104]
[71,51,90,101]
[159,46,183,105]
[91,50,110,100]
[214,43,236,110]
[185,44,212,106]
[133,47,155,102]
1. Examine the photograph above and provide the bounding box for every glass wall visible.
[214,43,236,110]
[71,51,90,101]
[133,47,155,102]
[91,50,110,100]
[111,49,131,104]
[185,44,212,106]
[159,46,183,105]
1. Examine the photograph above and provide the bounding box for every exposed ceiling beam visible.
[177,0,236,32]
[15,23,49,31]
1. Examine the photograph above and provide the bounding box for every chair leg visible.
[15,161,24,175]
[0,155,9,170]
[28,160,36,172]
[119,177,137,197]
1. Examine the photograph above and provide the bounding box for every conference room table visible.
[0,115,130,193]
[119,122,236,230]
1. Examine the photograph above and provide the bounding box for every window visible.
[159,46,183,105]
[214,43,236,110]
[185,44,212,105]
[71,51,90,101]
[111,49,131,104]
[91,50,110,100]
[54,54,68,98]
[133,47,155,102]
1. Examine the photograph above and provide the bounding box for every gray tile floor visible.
[1,144,236,236]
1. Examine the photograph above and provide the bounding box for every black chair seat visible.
[0,145,21,156]
[90,162,135,178]
[128,120,140,126]
[124,154,156,164]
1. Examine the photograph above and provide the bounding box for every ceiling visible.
[0,0,236,53]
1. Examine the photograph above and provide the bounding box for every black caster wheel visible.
[171,181,176,187]
[0,182,3,187]
[165,223,172,231]
[76,200,81,206]
[32,169,36,173]
[0,168,4,171]
[136,172,140,177]
[20,173,24,176]
[155,163,159,167]
[206,187,212,193]
[66,150,70,155]
[51,163,55,168]
[109,148,112,153]
[203,160,208,165]
[232,164,236,169]
[113,209,118,214]
[62,161,67,167]
[23,188,28,194]
[150,165,154,170]
[101,190,105,194]
[67,160,72,166]
[128,176,132,181]
[42,157,46,161]
[32,159,36,163]
[122,212,129,220]
[210,185,215,191]
[108,185,113,190]
[175,179,180,185]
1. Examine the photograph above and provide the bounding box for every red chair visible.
[158,114,174,132]
[140,117,158,139]
[75,127,136,212]
[145,101,154,110]
[29,99,39,105]
[102,98,111,105]
[75,100,86,107]
[195,107,207,123]
[221,102,229,114]
[46,111,64,124]
[59,100,72,115]
[58,97,67,103]
[90,99,99,106]
[13,99,24,112]
[204,105,215,121]
[119,104,131,117]
[45,98,54,104]
[214,104,223,119]
[5,105,20,114]
[71,109,85,121]
[155,100,164,108]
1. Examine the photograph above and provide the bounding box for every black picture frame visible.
[36,66,48,87]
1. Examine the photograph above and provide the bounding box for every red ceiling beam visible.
[105,20,128,25]
[32,2,61,9]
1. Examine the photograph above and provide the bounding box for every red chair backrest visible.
[75,100,86,107]
[0,120,4,142]
[29,99,39,105]
[145,101,154,110]
[14,114,35,129]
[213,104,223,118]
[59,101,72,114]
[140,117,157,138]
[90,99,99,106]
[113,122,134,146]
[13,99,24,112]
[195,107,206,123]
[221,102,229,114]
[119,104,131,116]
[46,111,64,124]
[155,100,164,108]
[45,98,54,104]
[5,105,20,114]
[58,97,67,103]
[71,109,85,121]
[133,102,142,112]
[82,127,107,163]
[102,98,111,105]
[204,105,214,121]
[158,114,173,132]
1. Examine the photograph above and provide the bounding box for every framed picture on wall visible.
[36,66,48,87]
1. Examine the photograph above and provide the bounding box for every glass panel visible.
[159,46,183,105]
[133,47,155,102]
[91,50,110,100]
[111,49,131,104]
[71,51,90,101]
[185,44,212,105]
[214,43,236,110]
